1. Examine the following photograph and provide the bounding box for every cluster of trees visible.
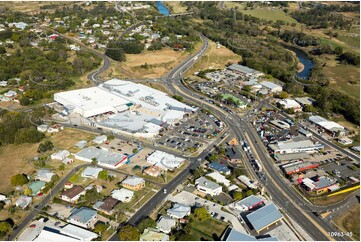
[0,221,12,237]
[337,52,360,66]
[11,174,28,187]
[37,141,54,153]
[278,30,319,47]
[0,111,45,145]
[291,8,353,29]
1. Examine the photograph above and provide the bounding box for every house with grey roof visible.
[156,216,176,234]
[67,207,97,228]
[167,203,191,219]
[15,196,32,209]
[195,177,222,196]
[81,166,103,179]
[246,203,283,233]
[93,135,107,144]
[35,169,55,182]
[75,140,87,149]
[234,195,264,212]
[75,147,128,169]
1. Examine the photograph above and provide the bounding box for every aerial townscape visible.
[0,1,360,242]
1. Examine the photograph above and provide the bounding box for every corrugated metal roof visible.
[246,203,283,232]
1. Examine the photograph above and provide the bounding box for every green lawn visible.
[186,217,228,241]
[220,93,246,106]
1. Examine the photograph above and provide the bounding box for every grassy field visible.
[0,128,96,194]
[100,46,198,79]
[185,217,228,241]
[309,190,358,206]
[185,40,241,77]
[333,204,360,241]
[164,1,187,13]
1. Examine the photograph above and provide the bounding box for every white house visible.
[47,124,64,133]
[51,150,70,161]
[206,172,231,187]
[14,22,28,30]
[15,196,32,209]
[37,124,49,133]
[111,188,134,203]
[195,177,222,196]
[166,203,191,219]
[156,216,176,234]
[81,167,103,179]
[35,169,55,182]
[237,175,258,189]
[0,81,7,87]
[4,90,17,98]
[92,135,107,144]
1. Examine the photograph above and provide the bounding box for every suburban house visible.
[156,216,176,234]
[207,162,231,175]
[67,207,97,229]
[195,177,222,196]
[60,185,86,203]
[64,182,74,189]
[81,167,103,179]
[35,169,55,182]
[28,181,46,196]
[121,176,145,191]
[143,165,163,177]
[93,196,119,215]
[166,203,191,219]
[75,140,88,149]
[37,124,49,133]
[92,135,107,144]
[62,157,74,164]
[47,124,64,133]
[111,188,134,203]
[140,228,169,241]
[51,150,70,161]
[15,196,32,209]
[206,172,231,187]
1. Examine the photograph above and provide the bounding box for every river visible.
[156,1,170,16]
[285,45,315,79]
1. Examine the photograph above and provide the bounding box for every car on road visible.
[163,189,167,194]
[213,212,218,218]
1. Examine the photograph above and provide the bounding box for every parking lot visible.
[154,113,223,152]
[321,159,359,183]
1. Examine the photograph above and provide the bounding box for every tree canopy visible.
[11,174,29,186]
[118,225,140,241]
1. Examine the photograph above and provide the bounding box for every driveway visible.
[167,190,247,233]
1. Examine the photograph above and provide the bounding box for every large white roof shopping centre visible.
[54,79,196,136]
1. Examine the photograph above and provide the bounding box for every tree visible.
[94,223,108,234]
[194,207,210,221]
[232,191,243,201]
[11,174,28,186]
[51,174,60,182]
[243,86,252,92]
[83,187,103,204]
[132,148,139,154]
[91,158,98,165]
[24,187,32,196]
[59,164,65,171]
[0,221,11,235]
[37,141,54,153]
[136,217,156,233]
[105,42,126,61]
[118,225,140,241]
[0,46,6,54]
[246,189,253,197]
[334,46,343,55]
[98,170,108,181]
[278,91,289,99]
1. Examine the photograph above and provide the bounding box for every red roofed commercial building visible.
[282,160,320,175]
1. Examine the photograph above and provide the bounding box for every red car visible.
[37,193,43,197]
[29,224,36,228]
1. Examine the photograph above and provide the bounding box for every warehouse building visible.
[222,228,278,241]
[281,160,320,175]
[308,115,347,137]
[146,150,184,171]
[75,147,128,169]
[54,79,196,138]
[246,203,283,233]
[270,120,290,129]
[260,81,282,93]
[269,139,324,154]
[277,99,302,112]
[234,195,264,212]
[227,64,264,77]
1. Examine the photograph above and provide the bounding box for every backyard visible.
[180,217,228,241]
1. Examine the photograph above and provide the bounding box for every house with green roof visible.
[28,181,46,196]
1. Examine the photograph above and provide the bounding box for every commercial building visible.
[167,203,191,219]
[60,185,85,203]
[234,195,264,212]
[222,228,278,241]
[111,188,134,202]
[207,162,231,175]
[269,139,324,154]
[75,147,128,169]
[270,120,290,129]
[294,97,315,107]
[277,99,302,112]
[195,177,222,196]
[246,203,283,233]
[337,137,353,145]
[34,227,79,241]
[281,161,320,175]
[298,128,312,138]
[121,176,145,191]
[308,115,346,137]
[67,207,97,229]
[146,150,184,171]
[260,81,282,93]
[237,175,258,189]
[228,64,264,77]
[302,176,339,194]
[54,79,196,138]
[60,224,98,240]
